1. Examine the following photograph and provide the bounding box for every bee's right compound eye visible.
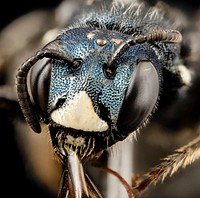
[27,58,52,118]
[117,61,160,134]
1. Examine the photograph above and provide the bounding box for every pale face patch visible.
[51,91,109,132]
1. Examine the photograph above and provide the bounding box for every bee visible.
[1,0,200,197]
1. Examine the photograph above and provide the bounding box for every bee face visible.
[26,26,163,159]
[16,0,183,163]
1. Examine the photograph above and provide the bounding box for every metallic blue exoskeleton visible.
[16,0,186,197]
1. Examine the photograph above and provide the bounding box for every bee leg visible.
[133,134,200,196]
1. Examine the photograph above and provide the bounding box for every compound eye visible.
[117,61,160,134]
[27,58,52,118]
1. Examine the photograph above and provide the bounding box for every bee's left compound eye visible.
[117,61,160,133]
[27,58,52,118]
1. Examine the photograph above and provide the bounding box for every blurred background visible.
[0,0,200,198]
[1,0,200,28]
[1,0,200,30]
